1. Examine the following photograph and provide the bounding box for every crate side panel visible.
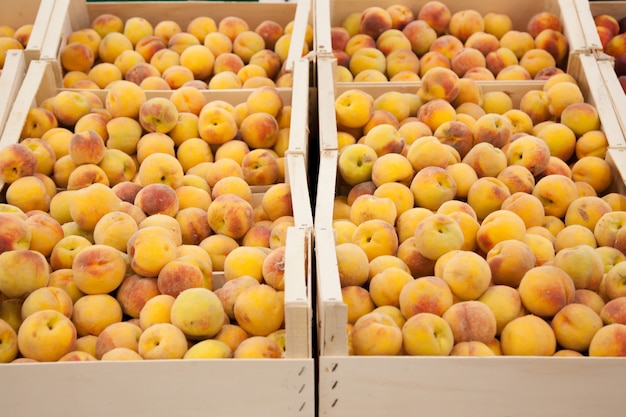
[319,356,626,417]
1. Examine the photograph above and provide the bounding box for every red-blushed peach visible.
[261,246,286,291]
[127,226,178,278]
[402,19,437,56]
[594,211,626,252]
[233,335,282,359]
[486,239,536,288]
[472,113,513,149]
[417,67,460,103]
[94,321,142,359]
[402,312,454,356]
[600,297,626,325]
[528,11,563,38]
[574,288,606,316]
[417,1,451,35]
[518,265,576,318]
[462,142,507,179]
[442,300,497,344]
[588,323,626,356]
[0,249,49,299]
[603,262,626,300]
[358,6,393,40]
[503,134,551,177]
[115,274,159,319]
[433,120,474,159]
[466,177,511,222]
[551,303,603,352]
[500,314,556,356]
[450,341,496,356]
[72,244,127,295]
[350,310,402,356]
[0,212,32,253]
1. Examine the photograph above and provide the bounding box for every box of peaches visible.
[0,0,59,138]
[0,1,315,415]
[573,1,626,145]
[313,1,626,417]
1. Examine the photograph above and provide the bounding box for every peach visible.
[20,286,73,320]
[418,66,460,103]
[576,130,608,159]
[169,287,224,340]
[401,312,454,356]
[60,41,95,73]
[72,293,123,337]
[233,336,282,359]
[0,212,31,253]
[588,323,626,356]
[552,303,603,352]
[233,284,283,337]
[137,322,188,359]
[500,314,556,356]
[17,309,76,362]
[351,311,402,356]
[485,47,518,77]
[450,47,485,77]
[532,174,579,218]
[478,285,523,335]
[138,294,175,330]
[600,297,626,325]
[413,213,464,262]
[440,250,491,301]
[351,218,399,262]
[369,266,413,308]
[72,244,127,295]
[0,249,49,299]
[410,165,458,212]
[94,321,142,359]
[528,11,563,38]
[518,265,576,318]
[442,300,497,344]
[114,274,159,319]
[448,9,484,43]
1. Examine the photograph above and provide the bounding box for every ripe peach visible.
[442,300,497,344]
[402,312,454,356]
[588,323,626,356]
[500,314,556,356]
[518,265,576,318]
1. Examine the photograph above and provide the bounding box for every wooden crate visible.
[0,50,27,139]
[317,52,626,151]
[0,57,314,416]
[575,2,626,145]
[313,51,626,417]
[574,0,626,53]
[2,0,57,63]
[314,0,588,59]
[39,0,312,86]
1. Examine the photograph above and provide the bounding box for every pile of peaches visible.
[330,63,626,357]
[58,12,312,90]
[0,22,32,71]
[330,1,569,83]
[593,13,626,93]
[0,82,296,362]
